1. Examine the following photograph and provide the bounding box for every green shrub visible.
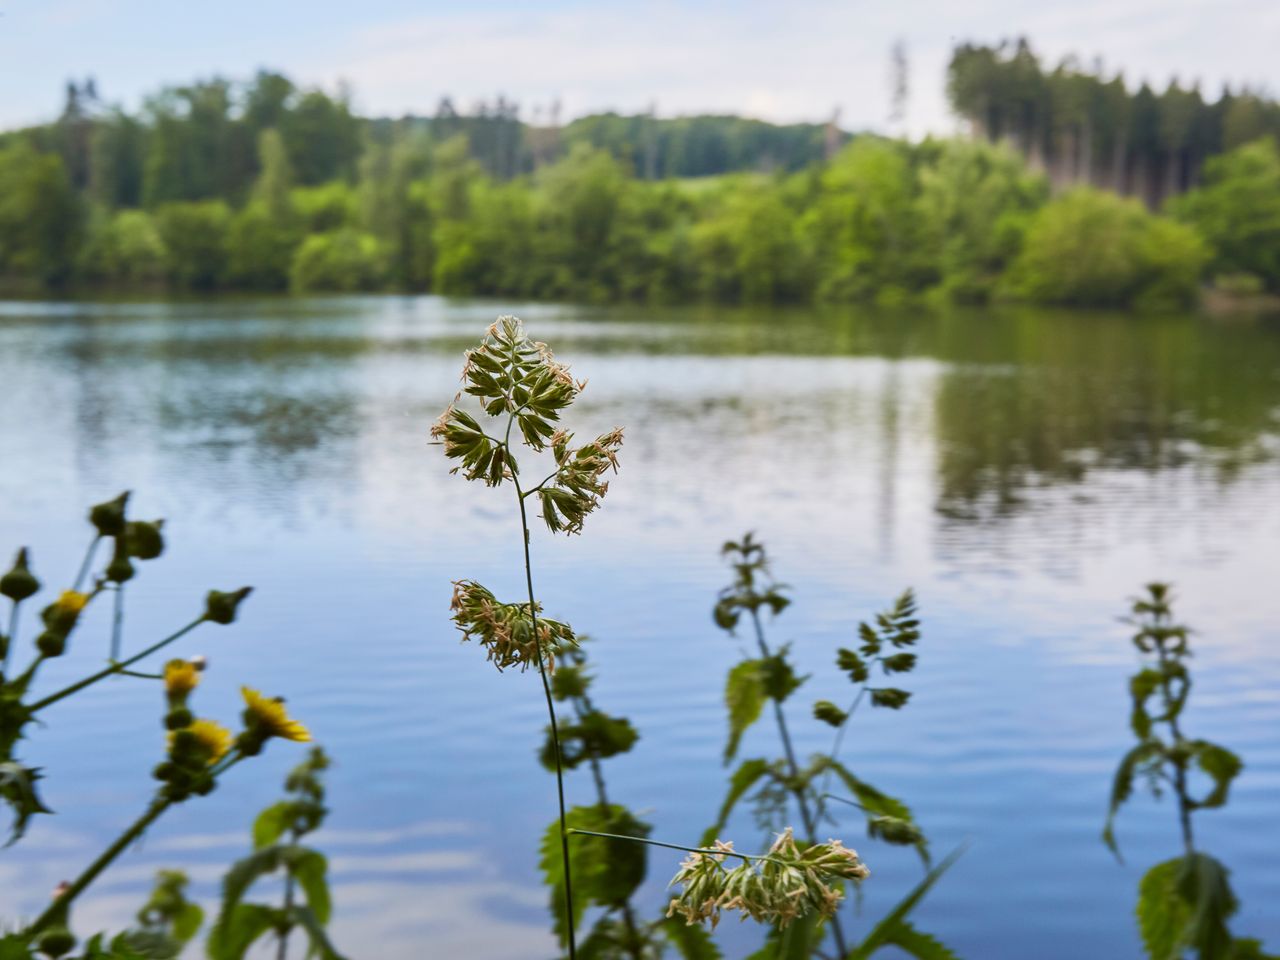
[1004,188,1207,307]
[155,200,232,290]
[289,229,383,292]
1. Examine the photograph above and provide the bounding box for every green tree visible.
[155,200,231,289]
[0,141,83,288]
[1169,137,1280,290]
[1003,187,1206,307]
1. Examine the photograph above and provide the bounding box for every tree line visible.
[948,37,1280,208]
[1,57,1279,306]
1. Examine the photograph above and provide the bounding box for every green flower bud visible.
[165,708,194,730]
[204,586,253,625]
[88,491,130,537]
[36,926,75,958]
[36,631,66,658]
[813,700,849,727]
[105,544,135,584]
[194,775,216,796]
[125,519,165,560]
[0,548,40,602]
[153,761,176,781]
[236,730,265,757]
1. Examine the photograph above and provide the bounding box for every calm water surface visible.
[1,296,1278,957]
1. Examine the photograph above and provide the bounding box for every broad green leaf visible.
[172,901,205,945]
[288,904,347,960]
[661,916,725,960]
[879,920,961,959]
[724,659,767,763]
[1188,741,1243,810]
[540,805,650,947]
[847,844,966,960]
[746,911,825,960]
[1103,740,1165,859]
[1138,858,1191,960]
[206,903,279,960]
[822,759,929,865]
[700,758,771,847]
[1177,853,1238,960]
[252,801,295,849]
[292,849,332,925]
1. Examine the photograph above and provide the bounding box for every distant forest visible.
[949,38,1280,207]
[1,39,1278,306]
[2,72,843,209]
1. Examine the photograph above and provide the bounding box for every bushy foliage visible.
[289,229,383,292]
[1169,137,1280,291]
[1003,188,1207,307]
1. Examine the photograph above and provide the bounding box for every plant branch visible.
[29,616,205,713]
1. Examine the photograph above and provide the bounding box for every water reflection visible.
[0,296,1277,958]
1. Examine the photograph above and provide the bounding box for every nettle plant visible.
[208,746,342,960]
[434,319,876,960]
[704,534,960,959]
[1104,584,1273,960]
[0,492,314,959]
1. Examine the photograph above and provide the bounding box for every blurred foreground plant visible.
[435,319,874,958]
[705,533,960,959]
[0,492,313,958]
[1104,584,1275,960]
[208,746,342,960]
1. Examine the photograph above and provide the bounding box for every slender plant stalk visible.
[568,829,794,868]
[514,477,577,960]
[72,535,102,593]
[747,607,849,958]
[27,797,172,936]
[814,686,868,822]
[3,600,19,676]
[1154,634,1196,855]
[278,827,299,960]
[570,689,645,960]
[110,584,125,662]
[29,616,205,713]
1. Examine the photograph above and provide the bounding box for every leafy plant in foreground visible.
[706,533,958,959]
[435,319,873,958]
[0,492,313,958]
[208,746,342,960]
[1104,584,1275,960]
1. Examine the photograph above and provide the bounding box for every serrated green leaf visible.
[1188,741,1243,810]
[288,904,347,960]
[847,844,966,959]
[1177,853,1238,960]
[821,758,929,865]
[700,758,772,847]
[724,659,767,763]
[1103,740,1166,859]
[660,916,725,960]
[252,802,295,850]
[878,920,961,960]
[1138,858,1191,960]
[541,805,650,947]
[206,903,279,960]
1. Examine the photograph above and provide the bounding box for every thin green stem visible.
[72,535,103,592]
[278,827,299,960]
[3,600,19,677]
[26,796,172,937]
[29,616,205,713]
[513,469,577,960]
[1154,634,1196,855]
[748,608,848,957]
[814,686,868,822]
[567,829,789,868]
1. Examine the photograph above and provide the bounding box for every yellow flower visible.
[241,687,311,742]
[55,590,90,616]
[163,660,200,697]
[170,718,232,764]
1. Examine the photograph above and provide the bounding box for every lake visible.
[1,296,1278,958]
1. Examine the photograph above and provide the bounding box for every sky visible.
[0,0,1276,137]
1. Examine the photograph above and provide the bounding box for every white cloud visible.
[302,0,1280,136]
